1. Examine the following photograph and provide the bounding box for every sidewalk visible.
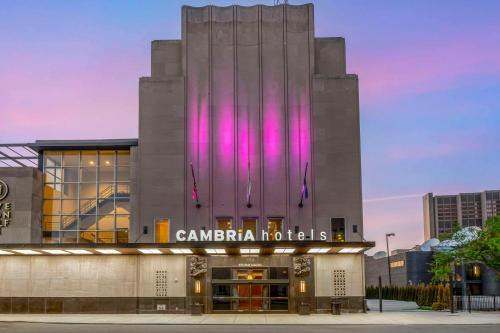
[0,312,499,325]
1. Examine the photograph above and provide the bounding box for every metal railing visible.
[453,295,498,312]
[61,184,129,229]
[61,185,113,228]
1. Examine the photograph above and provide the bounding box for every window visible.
[242,218,257,239]
[390,260,405,268]
[42,150,130,243]
[331,218,345,241]
[155,219,170,243]
[217,218,232,231]
[267,218,282,241]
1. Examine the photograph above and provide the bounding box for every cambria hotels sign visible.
[175,229,328,242]
[0,179,12,234]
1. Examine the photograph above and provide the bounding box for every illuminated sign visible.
[390,260,405,268]
[0,179,8,201]
[0,179,12,234]
[175,229,327,242]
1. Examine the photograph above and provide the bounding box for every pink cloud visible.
[350,35,500,104]
[363,197,424,254]
[0,51,142,141]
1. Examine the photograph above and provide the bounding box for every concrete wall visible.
[135,4,363,241]
[364,251,434,287]
[182,4,315,233]
[136,39,185,242]
[0,168,42,244]
[312,73,363,241]
[314,254,364,297]
[0,255,186,298]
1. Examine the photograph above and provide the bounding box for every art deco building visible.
[0,3,373,314]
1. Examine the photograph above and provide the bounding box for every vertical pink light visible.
[291,105,300,162]
[239,107,249,166]
[198,96,208,159]
[299,92,310,161]
[263,100,281,163]
[218,103,234,168]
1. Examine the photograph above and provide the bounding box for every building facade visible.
[0,3,373,314]
[364,251,434,287]
[365,251,500,296]
[423,190,500,240]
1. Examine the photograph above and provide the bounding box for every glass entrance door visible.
[211,267,289,313]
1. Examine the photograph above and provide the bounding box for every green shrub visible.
[431,302,447,311]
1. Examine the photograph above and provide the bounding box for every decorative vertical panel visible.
[211,6,236,220]
[261,5,287,221]
[184,6,211,230]
[236,6,261,226]
[332,269,346,296]
[286,5,314,233]
[155,270,169,296]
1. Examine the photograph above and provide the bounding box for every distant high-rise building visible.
[423,190,500,240]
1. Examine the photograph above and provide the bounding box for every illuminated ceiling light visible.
[89,161,95,166]
[339,247,364,253]
[205,248,226,254]
[170,249,193,254]
[105,160,111,165]
[274,248,295,254]
[42,250,69,255]
[138,249,162,254]
[13,249,42,255]
[240,248,260,254]
[95,249,121,254]
[66,249,93,254]
[0,250,14,255]
[307,248,330,254]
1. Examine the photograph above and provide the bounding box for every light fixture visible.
[205,248,226,254]
[338,247,364,253]
[42,250,69,255]
[299,280,306,293]
[274,248,295,254]
[194,279,202,294]
[66,249,93,254]
[170,249,193,254]
[138,249,162,254]
[307,248,330,253]
[0,250,14,255]
[95,249,121,254]
[105,160,111,165]
[89,161,95,166]
[240,248,260,254]
[12,250,42,255]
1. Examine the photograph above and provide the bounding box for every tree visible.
[438,222,461,241]
[431,215,500,282]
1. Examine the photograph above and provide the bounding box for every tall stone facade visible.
[135,4,362,242]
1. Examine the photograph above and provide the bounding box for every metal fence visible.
[453,295,498,312]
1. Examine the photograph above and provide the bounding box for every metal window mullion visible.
[113,151,117,243]
[96,151,99,243]
[57,152,62,243]
[77,151,81,243]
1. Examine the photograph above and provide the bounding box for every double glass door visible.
[211,267,289,312]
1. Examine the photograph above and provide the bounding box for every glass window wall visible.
[42,150,130,243]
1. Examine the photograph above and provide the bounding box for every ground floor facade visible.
[0,251,365,314]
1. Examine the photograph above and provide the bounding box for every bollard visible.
[467,290,472,313]
[378,276,383,313]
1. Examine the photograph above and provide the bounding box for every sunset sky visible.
[1,0,499,253]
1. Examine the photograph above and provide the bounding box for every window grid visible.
[42,150,130,244]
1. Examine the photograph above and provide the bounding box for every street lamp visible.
[386,233,395,286]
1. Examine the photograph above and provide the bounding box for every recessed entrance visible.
[211,267,289,313]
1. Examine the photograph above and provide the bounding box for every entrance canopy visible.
[0,241,374,256]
